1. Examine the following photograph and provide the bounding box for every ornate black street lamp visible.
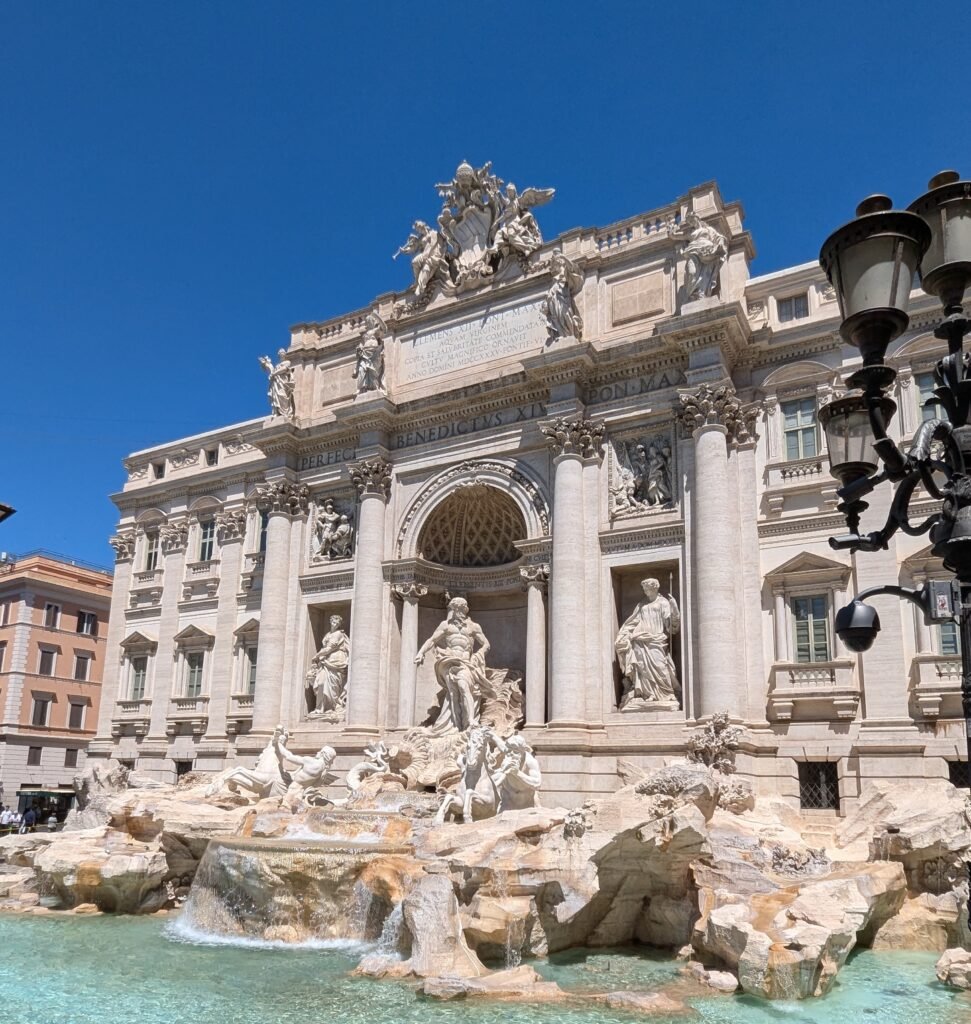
[817,171,971,797]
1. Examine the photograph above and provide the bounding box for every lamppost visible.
[816,171,971,793]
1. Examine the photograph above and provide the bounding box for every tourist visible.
[19,806,37,834]
[46,811,59,832]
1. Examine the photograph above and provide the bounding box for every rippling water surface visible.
[0,913,967,1024]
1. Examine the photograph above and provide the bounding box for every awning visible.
[17,788,75,796]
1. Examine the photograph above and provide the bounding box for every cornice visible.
[758,512,847,538]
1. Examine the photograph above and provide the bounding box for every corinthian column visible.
[520,565,549,727]
[346,458,392,733]
[394,582,427,728]
[678,384,758,719]
[251,481,309,733]
[542,417,605,728]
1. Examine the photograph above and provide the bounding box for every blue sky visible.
[0,1,964,567]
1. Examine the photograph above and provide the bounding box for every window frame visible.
[76,610,98,636]
[915,369,947,423]
[780,396,819,461]
[64,748,79,769]
[198,518,216,563]
[68,700,86,730]
[791,592,831,664]
[26,746,42,767]
[31,695,51,727]
[0,640,6,672]
[144,530,160,572]
[73,653,92,681]
[37,647,57,677]
[798,761,841,811]
[129,654,149,701]
[777,291,810,324]
[184,650,206,698]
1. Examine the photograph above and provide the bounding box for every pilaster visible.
[520,565,549,728]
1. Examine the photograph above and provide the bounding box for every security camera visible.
[835,600,881,653]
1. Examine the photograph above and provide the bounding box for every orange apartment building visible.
[0,550,112,817]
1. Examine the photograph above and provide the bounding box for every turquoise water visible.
[0,913,968,1024]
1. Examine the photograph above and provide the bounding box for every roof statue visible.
[393,160,554,317]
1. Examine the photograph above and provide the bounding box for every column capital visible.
[677,383,762,445]
[349,457,392,498]
[109,528,136,562]
[540,417,605,459]
[159,518,189,553]
[255,480,310,517]
[393,582,428,602]
[520,564,550,591]
[214,506,248,542]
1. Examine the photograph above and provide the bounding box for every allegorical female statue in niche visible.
[415,597,489,733]
[615,578,681,709]
[307,615,350,718]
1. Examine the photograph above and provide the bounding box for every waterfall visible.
[169,835,412,948]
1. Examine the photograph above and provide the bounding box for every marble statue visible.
[615,578,681,709]
[488,182,554,264]
[205,725,290,800]
[273,732,337,806]
[609,436,674,516]
[346,740,395,792]
[434,726,541,823]
[312,498,354,561]
[306,615,349,718]
[394,161,554,312]
[394,220,448,306]
[353,311,388,393]
[541,249,583,343]
[259,349,296,419]
[415,597,489,733]
[670,212,728,300]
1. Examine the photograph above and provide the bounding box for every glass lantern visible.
[908,171,971,309]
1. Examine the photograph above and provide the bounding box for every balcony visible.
[911,653,962,719]
[762,455,838,516]
[768,659,858,722]
[227,692,255,734]
[165,695,209,736]
[111,698,152,738]
[129,568,164,609]
[181,560,220,603]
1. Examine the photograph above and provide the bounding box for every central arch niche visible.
[417,485,526,568]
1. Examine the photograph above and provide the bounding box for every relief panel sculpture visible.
[311,498,355,562]
[609,434,675,518]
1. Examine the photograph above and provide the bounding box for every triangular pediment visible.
[765,551,852,582]
[119,630,157,652]
[173,624,215,647]
[900,544,946,577]
[233,617,260,639]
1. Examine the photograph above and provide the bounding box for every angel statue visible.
[394,220,448,302]
[541,250,584,344]
[259,349,296,419]
[353,311,387,393]
[488,182,555,263]
[670,212,728,301]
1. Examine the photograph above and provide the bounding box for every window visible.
[938,620,960,656]
[916,371,947,423]
[778,292,810,323]
[258,510,269,554]
[77,611,98,636]
[799,762,840,810]
[152,462,165,479]
[68,701,85,730]
[44,603,61,629]
[73,654,91,681]
[0,600,9,626]
[174,760,194,780]
[64,748,79,769]
[27,746,42,767]
[144,531,160,572]
[185,651,205,698]
[31,697,50,726]
[0,641,6,671]
[782,398,819,460]
[38,648,56,676]
[198,519,215,562]
[947,760,969,789]
[793,594,830,663]
[205,448,219,467]
[130,655,148,700]
[245,646,258,695]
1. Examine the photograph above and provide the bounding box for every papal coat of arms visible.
[393,160,554,316]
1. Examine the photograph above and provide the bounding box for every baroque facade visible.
[90,168,967,810]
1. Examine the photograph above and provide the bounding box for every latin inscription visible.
[584,369,687,406]
[298,447,357,472]
[393,402,547,450]
[398,301,546,384]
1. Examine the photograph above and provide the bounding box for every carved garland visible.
[396,459,551,558]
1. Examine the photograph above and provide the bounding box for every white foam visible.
[164,914,375,954]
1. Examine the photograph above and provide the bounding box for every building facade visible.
[0,551,112,815]
[89,168,968,810]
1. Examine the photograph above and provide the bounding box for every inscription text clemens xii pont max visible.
[397,302,547,384]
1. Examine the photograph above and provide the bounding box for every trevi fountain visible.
[5,164,971,1022]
